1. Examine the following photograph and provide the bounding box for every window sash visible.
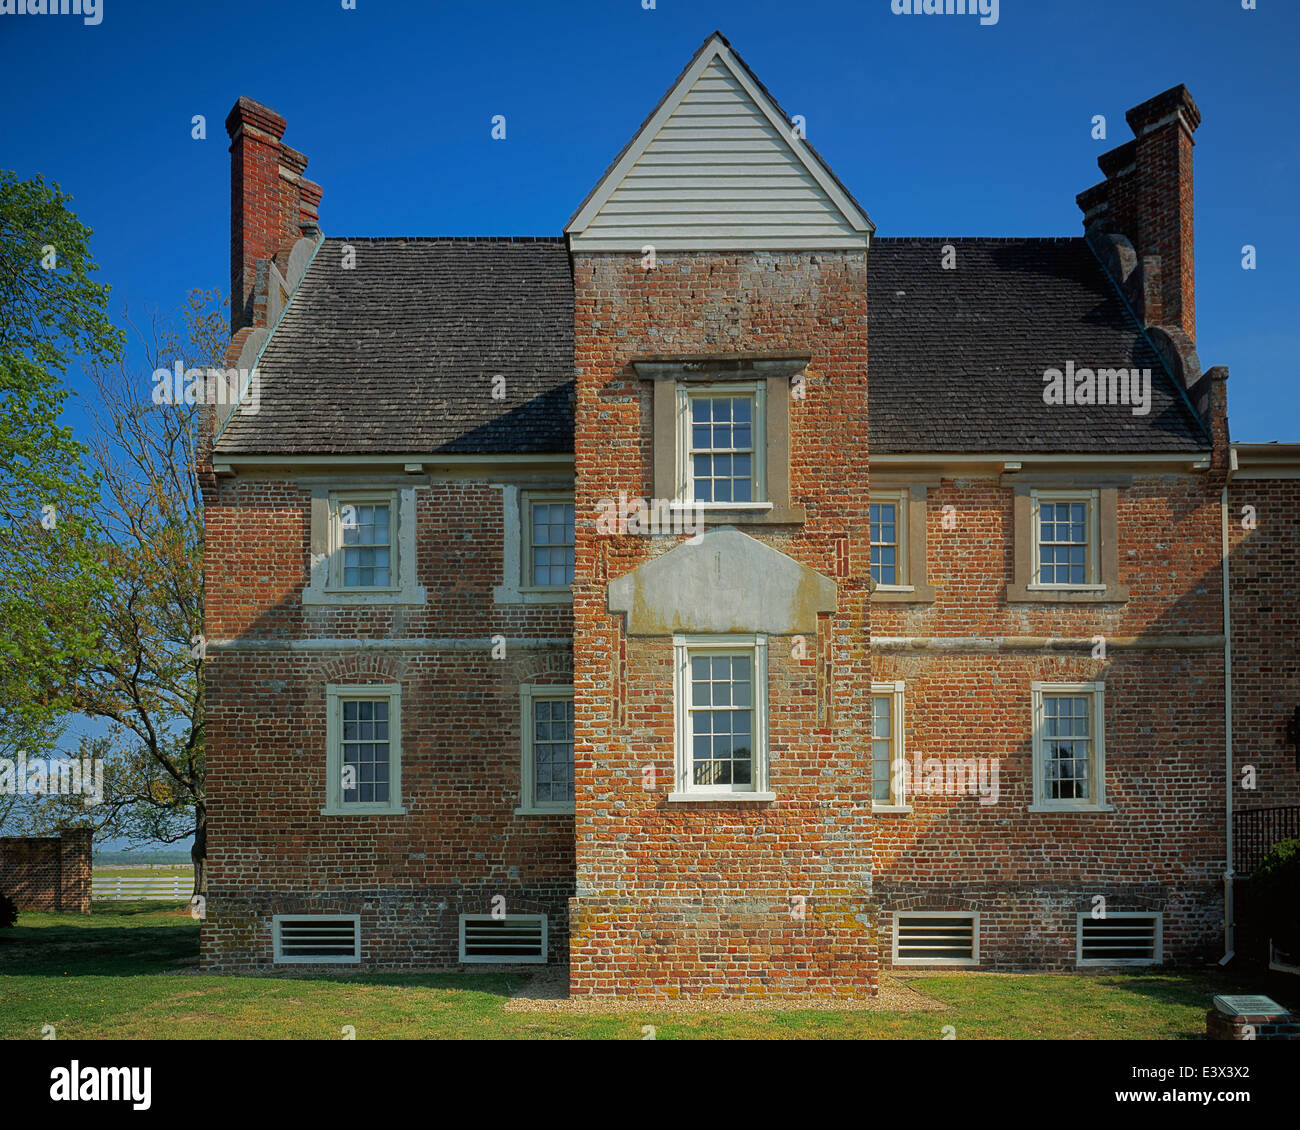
[330,493,399,592]
[528,501,575,587]
[677,383,766,505]
[870,498,903,586]
[687,652,755,789]
[1031,492,1098,586]
[531,696,574,805]
[673,635,769,796]
[1032,682,1105,809]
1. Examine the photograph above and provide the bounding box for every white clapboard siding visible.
[568,43,871,252]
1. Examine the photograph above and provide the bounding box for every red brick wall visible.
[872,472,1228,969]
[568,250,874,997]
[0,829,92,913]
[1228,478,1300,815]
[200,477,573,970]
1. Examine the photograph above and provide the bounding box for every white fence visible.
[91,875,192,901]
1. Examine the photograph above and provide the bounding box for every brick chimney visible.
[1077,85,1201,343]
[225,97,322,333]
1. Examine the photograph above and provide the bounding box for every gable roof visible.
[213,238,574,456]
[566,31,873,252]
[867,238,1209,453]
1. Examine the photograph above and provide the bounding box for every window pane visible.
[532,697,574,804]
[530,501,575,586]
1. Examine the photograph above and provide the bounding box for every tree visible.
[64,290,222,893]
[0,171,119,735]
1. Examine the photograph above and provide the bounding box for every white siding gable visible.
[567,37,872,253]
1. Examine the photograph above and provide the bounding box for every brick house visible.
[199,33,1300,993]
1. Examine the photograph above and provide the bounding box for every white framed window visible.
[330,492,397,591]
[670,633,772,801]
[1031,682,1108,812]
[1030,489,1101,589]
[518,684,574,815]
[1076,912,1161,966]
[522,491,574,589]
[870,491,907,587]
[676,382,767,507]
[892,912,979,966]
[323,683,404,816]
[459,913,548,964]
[304,485,425,606]
[272,914,361,964]
[871,681,908,811]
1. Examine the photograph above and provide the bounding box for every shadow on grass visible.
[1094,966,1300,1039]
[0,903,198,977]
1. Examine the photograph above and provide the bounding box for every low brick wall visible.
[0,828,93,913]
[1207,1009,1299,1040]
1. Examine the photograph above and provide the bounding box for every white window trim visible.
[1030,489,1100,589]
[303,486,426,606]
[517,684,575,816]
[669,632,772,801]
[1029,681,1112,813]
[676,381,767,506]
[1075,912,1162,967]
[870,490,909,589]
[322,683,405,816]
[272,913,361,964]
[494,483,575,604]
[891,911,980,967]
[871,680,910,813]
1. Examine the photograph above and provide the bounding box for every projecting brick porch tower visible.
[564,33,877,998]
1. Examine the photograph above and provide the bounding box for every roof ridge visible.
[873,236,1084,244]
[327,235,567,244]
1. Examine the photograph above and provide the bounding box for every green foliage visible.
[0,355,112,724]
[0,891,17,929]
[0,170,123,370]
[1250,838,1300,958]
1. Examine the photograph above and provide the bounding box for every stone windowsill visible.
[666,791,777,803]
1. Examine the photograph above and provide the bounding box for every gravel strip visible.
[504,968,948,1014]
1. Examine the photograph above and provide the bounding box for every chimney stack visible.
[1077,84,1200,344]
[225,97,322,333]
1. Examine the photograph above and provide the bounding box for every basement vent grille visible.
[1077,913,1162,966]
[272,914,361,964]
[459,914,548,964]
[893,913,979,965]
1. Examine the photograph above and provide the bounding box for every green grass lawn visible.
[1,905,1295,1040]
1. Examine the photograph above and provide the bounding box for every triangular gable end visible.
[567,32,873,252]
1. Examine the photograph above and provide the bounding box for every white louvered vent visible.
[459,914,547,964]
[273,914,361,964]
[1077,914,1161,966]
[894,913,979,965]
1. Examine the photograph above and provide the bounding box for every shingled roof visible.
[215,234,1210,457]
[214,237,574,456]
[867,238,1209,453]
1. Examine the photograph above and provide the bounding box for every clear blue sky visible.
[2,1,1298,854]
[1,0,1296,439]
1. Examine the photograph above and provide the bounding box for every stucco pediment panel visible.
[607,526,836,636]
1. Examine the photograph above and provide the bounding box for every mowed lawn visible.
[1,904,1293,1040]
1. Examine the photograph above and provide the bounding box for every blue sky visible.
[1,0,1296,438]
[1,0,1296,852]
